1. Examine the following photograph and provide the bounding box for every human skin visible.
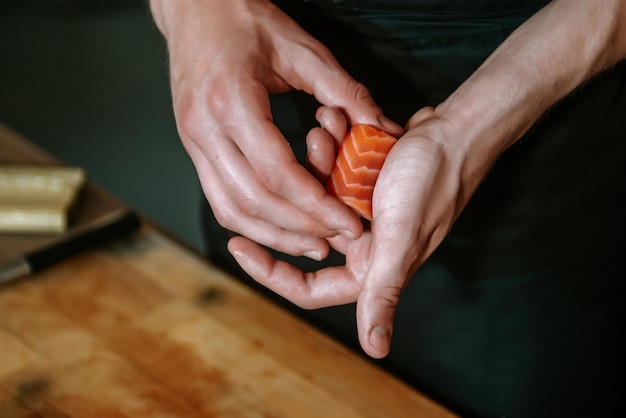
[150,0,626,358]
[149,0,403,261]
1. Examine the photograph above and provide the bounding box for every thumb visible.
[354,199,419,358]
[356,268,403,359]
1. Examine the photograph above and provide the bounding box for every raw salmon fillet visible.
[326,125,397,221]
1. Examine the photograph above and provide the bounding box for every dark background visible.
[0,0,205,251]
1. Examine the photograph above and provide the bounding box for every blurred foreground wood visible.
[0,123,457,417]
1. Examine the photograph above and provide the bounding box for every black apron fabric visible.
[201,1,626,416]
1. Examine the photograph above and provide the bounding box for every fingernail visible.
[370,325,391,354]
[303,250,322,261]
[378,115,402,134]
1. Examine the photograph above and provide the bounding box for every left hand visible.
[227,0,626,358]
[228,106,486,358]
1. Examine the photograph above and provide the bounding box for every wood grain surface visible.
[0,124,458,417]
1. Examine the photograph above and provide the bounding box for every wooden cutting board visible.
[0,124,458,417]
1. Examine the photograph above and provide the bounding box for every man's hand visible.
[149,0,402,260]
[153,0,626,359]
[228,106,479,358]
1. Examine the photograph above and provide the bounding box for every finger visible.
[355,214,413,358]
[356,277,402,359]
[281,43,403,136]
[310,71,402,135]
[223,91,363,240]
[355,240,410,359]
[186,139,333,259]
[325,234,349,255]
[306,127,336,181]
[228,236,361,308]
[186,133,335,237]
[225,211,330,260]
[315,106,348,146]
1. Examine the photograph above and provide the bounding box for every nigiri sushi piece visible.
[326,124,397,221]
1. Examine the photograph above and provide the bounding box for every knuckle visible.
[342,80,383,123]
[342,79,375,111]
[175,95,205,143]
[303,203,326,229]
[236,195,261,218]
[372,285,402,311]
[256,164,284,192]
[204,81,234,122]
[294,279,318,310]
[175,81,234,144]
[213,206,238,231]
[351,80,373,102]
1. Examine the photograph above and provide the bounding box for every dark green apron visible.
[203,1,626,416]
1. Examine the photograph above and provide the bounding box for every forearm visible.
[150,0,224,38]
[149,0,272,45]
[434,0,626,184]
[149,0,182,37]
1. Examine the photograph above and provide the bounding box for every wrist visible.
[425,0,626,193]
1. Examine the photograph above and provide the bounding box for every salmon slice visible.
[326,125,397,221]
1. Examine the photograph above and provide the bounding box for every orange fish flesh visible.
[326,125,397,221]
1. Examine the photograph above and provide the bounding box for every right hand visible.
[228,106,493,359]
[150,0,403,259]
